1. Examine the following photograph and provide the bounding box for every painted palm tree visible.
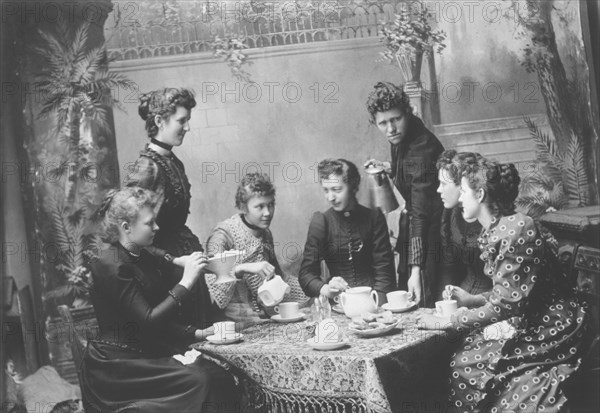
[35,19,135,206]
[34,19,134,308]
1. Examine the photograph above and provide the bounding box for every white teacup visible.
[435,300,458,317]
[387,290,411,308]
[274,302,300,319]
[213,321,236,339]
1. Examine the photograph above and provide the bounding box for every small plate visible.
[271,314,306,323]
[206,333,244,345]
[307,338,349,351]
[382,301,418,313]
[332,304,344,314]
[348,320,400,337]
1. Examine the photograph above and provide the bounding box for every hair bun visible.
[138,93,152,121]
[499,163,520,188]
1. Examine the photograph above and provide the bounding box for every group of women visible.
[80,84,590,412]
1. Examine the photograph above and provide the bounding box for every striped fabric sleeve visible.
[408,236,424,266]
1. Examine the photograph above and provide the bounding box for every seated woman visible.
[417,158,589,412]
[205,173,308,323]
[436,150,491,299]
[299,158,396,303]
[82,187,241,412]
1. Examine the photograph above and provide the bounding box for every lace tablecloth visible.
[193,309,458,413]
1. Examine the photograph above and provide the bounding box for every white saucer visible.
[348,320,400,337]
[307,338,349,351]
[206,333,244,345]
[382,301,417,313]
[271,314,306,323]
[332,304,344,314]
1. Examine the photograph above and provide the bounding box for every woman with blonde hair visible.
[82,187,241,412]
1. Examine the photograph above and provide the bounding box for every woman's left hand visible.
[415,313,452,330]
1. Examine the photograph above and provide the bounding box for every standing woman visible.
[436,150,491,298]
[417,159,589,412]
[82,187,241,412]
[125,87,214,324]
[365,82,444,306]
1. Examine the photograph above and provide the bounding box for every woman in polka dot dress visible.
[417,158,589,412]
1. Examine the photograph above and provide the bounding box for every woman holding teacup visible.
[205,173,308,323]
[417,158,589,412]
[435,150,492,299]
[82,187,241,412]
[299,158,396,304]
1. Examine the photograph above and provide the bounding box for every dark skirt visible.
[81,341,241,413]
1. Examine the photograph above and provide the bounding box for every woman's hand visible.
[407,266,422,305]
[364,159,392,174]
[319,277,348,299]
[179,252,209,289]
[444,285,486,308]
[236,261,275,279]
[194,326,215,341]
[415,313,452,330]
[329,276,349,292]
[173,251,211,268]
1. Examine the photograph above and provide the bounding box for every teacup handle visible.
[273,306,280,314]
[371,290,379,308]
[435,302,442,316]
[339,293,347,310]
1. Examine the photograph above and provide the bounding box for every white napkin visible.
[172,348,201,365]
[483,320,516,341]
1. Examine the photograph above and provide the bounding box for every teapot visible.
[257,275,290,307]
[338,286,379,318]
[365,165,399,213]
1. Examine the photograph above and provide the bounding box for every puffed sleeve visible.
[450,216,542,330]
[405,154,440,266]
[116,264,192,332]
[204,227,238,309]
[371,209,396,294]
[299,212,328,297]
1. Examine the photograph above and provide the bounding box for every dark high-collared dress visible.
[125,145,216,325]
[438,207,492,299]
[299,204,396,303]
[390,115,444,306]
[81,243,240,412]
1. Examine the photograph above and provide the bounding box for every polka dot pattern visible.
[449,213,588,412]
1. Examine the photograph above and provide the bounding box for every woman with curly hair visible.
[417,158,589,412]
[365,81,444,306]
[82,187,241,412]
[436,150,491,298]
[205,173,309,324]
[125,87,216,325]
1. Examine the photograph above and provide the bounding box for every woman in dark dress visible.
[82,187,241,412]
[299,159,396,303]
[417,159,589,412]
[365,82,444,306]
[436,150,491,299]
[125,87,215,325]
